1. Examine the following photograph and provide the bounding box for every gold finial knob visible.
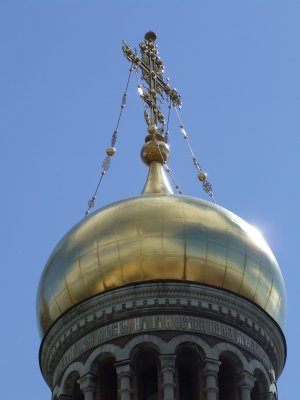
[141,125,169,166]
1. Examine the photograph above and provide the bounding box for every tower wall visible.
[40,282,285,400]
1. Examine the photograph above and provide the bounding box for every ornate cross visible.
[122,31,181,128]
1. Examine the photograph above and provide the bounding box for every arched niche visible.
[175,342,204,400]
[91,353,118,400]
[63,371,84,400]
[218,351,243,400]
[251,369,269,400]
[132,345,161,400]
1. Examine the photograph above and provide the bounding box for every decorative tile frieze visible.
[40,282,286,388]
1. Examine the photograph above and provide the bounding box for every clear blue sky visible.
[1,1,299,398]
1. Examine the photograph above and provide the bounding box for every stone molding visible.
[52,314,273,383]
[52,334,274,399]
[40,282,285,387]
[77,373,98,393]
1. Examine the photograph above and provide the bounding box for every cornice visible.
[40,282,286,387]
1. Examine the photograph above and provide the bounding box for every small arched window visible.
[251,382,260,400]
[251,369,269,400]
[218,353,242,400]
[63,371,84,400]
[72,382,84,400]
[135,350,160,400]
[176,346,202,400]
[96,356,118,400]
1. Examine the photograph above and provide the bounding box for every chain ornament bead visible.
[84,65,133,216]
[175,107,215,203]
[86,31,216,217]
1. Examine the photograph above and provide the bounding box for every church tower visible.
[37,32,286,400]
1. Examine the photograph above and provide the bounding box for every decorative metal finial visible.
[122,31,183,195]
[122,31,181,129]
[84,31,215,216]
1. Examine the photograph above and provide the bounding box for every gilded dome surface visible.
[37,193,286,336]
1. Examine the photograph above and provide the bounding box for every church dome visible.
[37,191,286,336]
[37,32,286,340]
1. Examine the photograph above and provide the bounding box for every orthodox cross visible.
[122,31,181,128]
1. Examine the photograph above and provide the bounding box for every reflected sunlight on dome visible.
[37,194,286,336]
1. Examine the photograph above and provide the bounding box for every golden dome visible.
[37,32,286,342]
[37,187,286,336]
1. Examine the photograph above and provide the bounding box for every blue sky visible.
[1,1,299,398]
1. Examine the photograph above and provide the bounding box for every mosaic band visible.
[53,313,271,384]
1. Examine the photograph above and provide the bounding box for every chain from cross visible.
[122,31,181,128]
